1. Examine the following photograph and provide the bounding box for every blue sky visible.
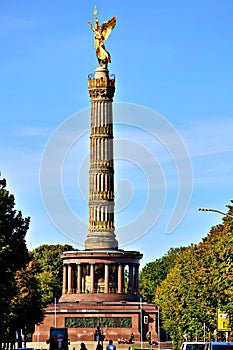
[1,0,233,266]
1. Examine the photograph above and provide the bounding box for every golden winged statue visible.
[88,7,116,68]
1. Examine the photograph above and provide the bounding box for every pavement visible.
[25,342,136,350]
[24,341,173,350]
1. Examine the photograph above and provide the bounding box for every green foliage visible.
[9,259,44,338]
[0,177,30,272]
[140,247,187,302]
[0,175,31,342]
[154,201,233,348]
[31,244,76,306]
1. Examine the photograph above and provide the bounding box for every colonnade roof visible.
[61,249,143,265]
[62,250,142,255]
[61,250,143,259]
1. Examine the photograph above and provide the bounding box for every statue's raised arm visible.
[88,7,116,69]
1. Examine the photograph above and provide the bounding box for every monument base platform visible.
[33,250,157,343]
[33,300,157,343]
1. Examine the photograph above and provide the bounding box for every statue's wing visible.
[99,16,116,42]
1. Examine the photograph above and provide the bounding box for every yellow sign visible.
[217,308,231,331]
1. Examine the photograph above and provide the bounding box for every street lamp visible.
[198,208,233,219]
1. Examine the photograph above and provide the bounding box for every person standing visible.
[129,333,134,344]
[80,343,88,350]
[96,342,103,350]
[106,340,116,350]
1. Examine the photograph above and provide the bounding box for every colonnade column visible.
[62,264,67,295]
[129,265,134,293]
[90,263,95,293]
[68,264,72,294]
[134,264,139,293]
[77,263,81,294]
[62,259,141,296]
[117,264,124,293]
[105,263,109,293]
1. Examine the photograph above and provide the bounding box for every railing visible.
[88,74,115,88]
[63,287,139,295]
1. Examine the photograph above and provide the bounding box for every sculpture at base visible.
[88,6,116,69]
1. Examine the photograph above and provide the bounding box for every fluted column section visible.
[85,67,118,250]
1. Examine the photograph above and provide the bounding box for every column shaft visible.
[77,264,81,294]
[134,265,139,292]
[68,264,72,294]
[105,264,109,293]
[129,265,134,293]
[85,70,118,250]
[62,264,67,294]
[90,263,95,293]
[117,264,123,293]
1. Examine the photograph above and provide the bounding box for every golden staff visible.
[93,6,98,49]
[94,5,97,23]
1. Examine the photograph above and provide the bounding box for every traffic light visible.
[147,330,153,345]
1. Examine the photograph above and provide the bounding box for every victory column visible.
[33,8,157,343]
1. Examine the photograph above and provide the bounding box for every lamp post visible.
[140,297,143,348]
[54,297,56,328]
[157,307,160,350]
[198,208,233,219]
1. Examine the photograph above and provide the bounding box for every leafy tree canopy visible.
[0,174,42,345]
[155,201,233,348]
[9,259,44,339]
[31,244,76,306]
[140,247,187,302]
[0,176,30,274]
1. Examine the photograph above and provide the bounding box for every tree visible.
[155,202,233,348]
[0,175,30,344]
[31,244,76,307]
[9,259,44,344]
[140,247,186,302]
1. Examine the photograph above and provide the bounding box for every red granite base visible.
[59,292,139,303]
[33,300,157,343]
